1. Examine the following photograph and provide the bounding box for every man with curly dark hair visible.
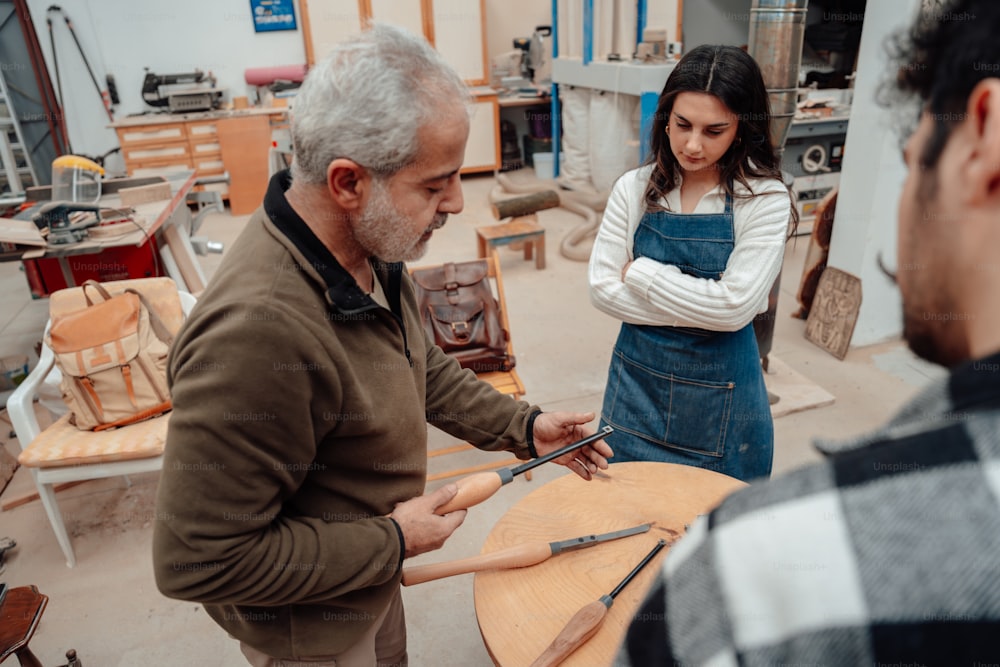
[615,0,1000,663]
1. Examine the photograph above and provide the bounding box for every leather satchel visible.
[411,260,515,373]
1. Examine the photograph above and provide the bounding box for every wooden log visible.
[491,190,560,220]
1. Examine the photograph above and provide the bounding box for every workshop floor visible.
[0,169,942,666]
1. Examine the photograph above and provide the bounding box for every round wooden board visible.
[474,461,745,667]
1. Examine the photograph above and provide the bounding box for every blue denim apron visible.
[600,191,773,481]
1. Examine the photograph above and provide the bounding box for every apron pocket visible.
[605,350,734,458]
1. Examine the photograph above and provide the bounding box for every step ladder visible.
[0,68,38,196]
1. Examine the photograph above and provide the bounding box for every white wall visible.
[27,0,306,170]
[485,1,551,67]
[27,0,557,174]
[682,0,751,50]
[826,0,921,347]
[555,0,679,60]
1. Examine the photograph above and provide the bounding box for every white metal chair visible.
[7,278,195,567]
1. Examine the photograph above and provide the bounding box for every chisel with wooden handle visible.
[529,539,668,667]
[402,522,650,586]
[435,425,614,515]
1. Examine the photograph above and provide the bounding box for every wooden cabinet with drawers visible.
[112,110,284,215]
[186,120,226,178]
[116,122,192,175]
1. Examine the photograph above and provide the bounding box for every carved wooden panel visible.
[804,267,862,360]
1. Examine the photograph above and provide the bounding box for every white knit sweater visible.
[588,164,791,332]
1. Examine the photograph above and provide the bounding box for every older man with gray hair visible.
[153,23,610,666]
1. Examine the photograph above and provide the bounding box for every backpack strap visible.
[76,281,174,344]
[81,279,114,306]
[124,288,175,345]
[443,263,461,304]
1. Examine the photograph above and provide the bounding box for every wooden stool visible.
[476,215,545,270]
[0,585,47,667]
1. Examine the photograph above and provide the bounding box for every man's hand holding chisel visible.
[389,413,613,559]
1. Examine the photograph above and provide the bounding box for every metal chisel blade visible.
[549,523,652,555]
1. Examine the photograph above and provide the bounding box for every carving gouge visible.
[401,522,650,586]
[530,539,668,667]
[436,425,614,515]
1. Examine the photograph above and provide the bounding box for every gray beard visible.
[353,180,444,262]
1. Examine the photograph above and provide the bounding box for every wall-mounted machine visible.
[141,68,224,113]
[782,117,848,224]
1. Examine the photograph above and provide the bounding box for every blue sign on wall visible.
[250,0,297,33]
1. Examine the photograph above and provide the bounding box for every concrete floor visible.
[0,169,942,666]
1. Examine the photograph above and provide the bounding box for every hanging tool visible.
[402,522,650,586]
[46,5,115,123]
[435,425,613,515]
[530,539,668,667]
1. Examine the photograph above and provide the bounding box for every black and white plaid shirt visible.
[617,350,1000,666]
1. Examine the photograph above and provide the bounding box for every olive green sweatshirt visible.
[153,172,537,659]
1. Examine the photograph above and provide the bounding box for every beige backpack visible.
[46,280,174,431]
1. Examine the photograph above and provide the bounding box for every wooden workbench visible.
[10,171,207,296]
[474,462,745,666]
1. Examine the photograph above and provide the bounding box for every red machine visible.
[21,237,163,298]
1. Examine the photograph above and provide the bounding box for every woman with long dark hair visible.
[589,44,796,482]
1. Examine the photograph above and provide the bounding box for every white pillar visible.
[826,0,923,347]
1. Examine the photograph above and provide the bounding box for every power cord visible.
[96,206,163,279]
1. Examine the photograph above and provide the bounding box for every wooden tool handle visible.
[435,472,505,515]
[530,599,610,667]
[402,540,552,586]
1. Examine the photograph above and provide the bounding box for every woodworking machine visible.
[141,68,224,112]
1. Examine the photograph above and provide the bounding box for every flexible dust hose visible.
[557,195,601,262]
[491,173,607,262]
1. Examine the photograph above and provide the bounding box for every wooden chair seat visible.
[475,369,526,400]
[17,413,168,468]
